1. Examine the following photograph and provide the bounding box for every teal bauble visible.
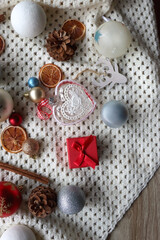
[28,77,39,88]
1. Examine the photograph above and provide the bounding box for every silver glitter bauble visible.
[0,89,14,122]
[57,185,85,215]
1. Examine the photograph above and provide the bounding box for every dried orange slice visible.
[62,19,86,41]
[0,14,5,23]
[0,35,5,55]
[39,63,62,88]
[1,126,27,153]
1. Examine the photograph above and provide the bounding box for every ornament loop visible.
[37,99,53,120]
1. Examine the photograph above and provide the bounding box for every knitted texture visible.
[0,0,160,239]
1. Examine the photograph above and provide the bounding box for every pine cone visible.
[28,186,57,218]
[46,29,76,61]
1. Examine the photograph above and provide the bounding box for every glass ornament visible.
[94,20,132,58]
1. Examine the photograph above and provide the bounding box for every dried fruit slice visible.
[62,19,86,41]
[0,14,5,23]
[1,126,27,153]
[39,63,63,88]
[0,36,5,56]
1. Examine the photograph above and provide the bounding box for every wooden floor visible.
[107,167,160,240]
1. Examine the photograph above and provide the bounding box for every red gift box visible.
[67,135,99,169]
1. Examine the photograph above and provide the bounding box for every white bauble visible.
[0,89,14,122]
[94,21,132,58]
[11,1,46,38]
[1,225,36,240]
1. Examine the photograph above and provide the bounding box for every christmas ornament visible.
[24,79,96,123]
[101,100,128,128]
[24,84,52,120]
[28,77,39,88]
[28,186,57,218]
[94,20,132,59]
[46,29,76,61]
[1,225,36,240]
[24,86,45,103]
[92,57,127,90]
[1,126,27,153]
[53,80,96,125]
[39,63,63,88]
[22,138,39,156]
[0,182,22,218]
[0,89,14,122]
[9,112,23,126]
[62,19,86,41]
[11,0,46,38]
[67,135,99,169]
[57,185,85,215]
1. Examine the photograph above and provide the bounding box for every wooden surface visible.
[107,168,160,240]
[107,1,160,239]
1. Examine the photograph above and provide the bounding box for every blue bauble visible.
[57,185,85,215]
[101,101,128,128]
[28,77,39,88]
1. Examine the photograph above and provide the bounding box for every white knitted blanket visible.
[0,0,159,239]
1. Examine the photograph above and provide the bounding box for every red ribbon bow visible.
[72,135,97,169]
[37,99,53,120]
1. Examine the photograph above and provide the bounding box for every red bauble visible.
[9,112,23,126]
[0,182,22,218]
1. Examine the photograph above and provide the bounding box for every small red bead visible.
[9,112,23,126]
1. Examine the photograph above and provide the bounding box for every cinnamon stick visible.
[0,161,49,185]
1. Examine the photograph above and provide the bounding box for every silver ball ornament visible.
[57,185,86,215]
[101,100,128,128]
[0,89,14,122]
[94,21,132,58]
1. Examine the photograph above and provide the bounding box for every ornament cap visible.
[102,16,110,22]
[24,92,29,98]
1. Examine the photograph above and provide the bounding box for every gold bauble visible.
[28,87,45,103]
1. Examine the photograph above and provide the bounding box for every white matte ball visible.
[11,1,46,38]
[1,225,36,240]
[94,21,132,58]
[0,89,14,122]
